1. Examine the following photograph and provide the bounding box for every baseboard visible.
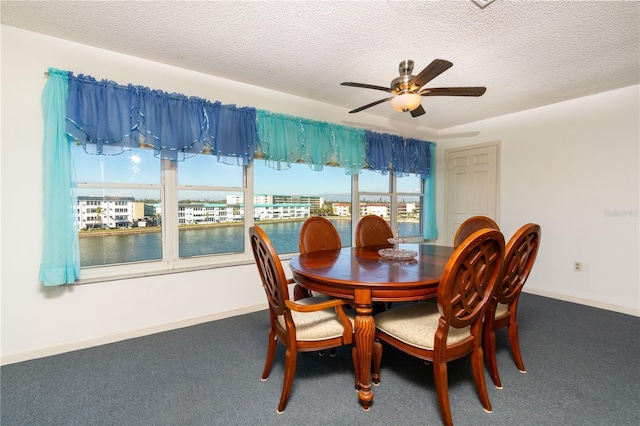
[3,292,637,366]
[524,288,640,317]
[1,303,268,366]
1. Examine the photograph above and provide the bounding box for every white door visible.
[445,143,500,245]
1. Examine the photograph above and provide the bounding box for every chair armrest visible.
[285,298,350,312]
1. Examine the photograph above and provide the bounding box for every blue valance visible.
[63,70,433,177]
[364,130,433,179]
[393,137,431,179]
[66,73,257,165]
[364,130,399,174]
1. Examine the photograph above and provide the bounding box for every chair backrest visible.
[438,228,505,329]
[355,215,394,247]
[496,223,541,305]
[250,226,289,316]
[453,216,500,248]
[299,216,342,254]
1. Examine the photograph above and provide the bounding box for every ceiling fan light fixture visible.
[390,93,422,113]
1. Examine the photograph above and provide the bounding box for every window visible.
[357,169,423,239]
[75,144,249,278]
[177,154,245,257]
[75,149,426,280]
[253,160,352,253]
[396,173,423,238]
[76,146,162,267]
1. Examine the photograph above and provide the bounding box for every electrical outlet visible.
[574,261,583,272]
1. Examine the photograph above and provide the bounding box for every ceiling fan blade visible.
[419,87,487,97]
[348,97,393,113]
[341,82,392,93]
[409,59,453,89]
[410,104,425,117]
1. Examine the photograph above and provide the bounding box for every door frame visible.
[443,140,502,244]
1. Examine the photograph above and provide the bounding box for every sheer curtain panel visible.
[423,142,438,240]
[39,68,81,286]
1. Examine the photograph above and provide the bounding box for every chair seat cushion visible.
[495,302,508,318]
[278,297,354,342]
[375,302,471,350]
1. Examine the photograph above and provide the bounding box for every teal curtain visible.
[257,110,365,173]
[300,120,334,171]
[39,68,80,286]
[332,125,365,174]
[422,142,438,240]
[257,110,305,170]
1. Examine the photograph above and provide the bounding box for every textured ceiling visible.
[2,1,639,130]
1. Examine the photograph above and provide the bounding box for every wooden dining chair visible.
[249,226,354,413]
[299,216,342,254]
[355,214,394,312]
[372,229,505,426]
[355,215,394,247]
[483,223,541,389]
[294,216,343,300]
[453,216,499,248]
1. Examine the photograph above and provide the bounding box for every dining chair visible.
[249,226,354,413]
[355,215,394,247]
[355,214,395,313]
[294,216,343,300]
[453,215,499,248]
[372,228,505,426]
[483,223,541,389]
[299,216,342,253]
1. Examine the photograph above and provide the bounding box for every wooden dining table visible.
[288,243,455,410]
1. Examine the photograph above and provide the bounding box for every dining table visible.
[288,242,455,410]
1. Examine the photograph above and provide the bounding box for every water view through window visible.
[80,219,421,266]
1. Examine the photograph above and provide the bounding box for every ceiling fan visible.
[341,59,486,117]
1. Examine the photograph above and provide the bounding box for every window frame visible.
[77,156,255,284]
[353,171,424,243]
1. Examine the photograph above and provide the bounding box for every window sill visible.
[76,253,262,285]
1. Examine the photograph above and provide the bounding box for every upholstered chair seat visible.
[277,297,355,341]
[375,303,471,350]
[494,303,509,318]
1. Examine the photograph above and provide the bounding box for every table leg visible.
[353,289,375,410]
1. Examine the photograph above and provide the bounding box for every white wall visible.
[436,86,639,315]
[1,26,638,365]
[0,26,437,364]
